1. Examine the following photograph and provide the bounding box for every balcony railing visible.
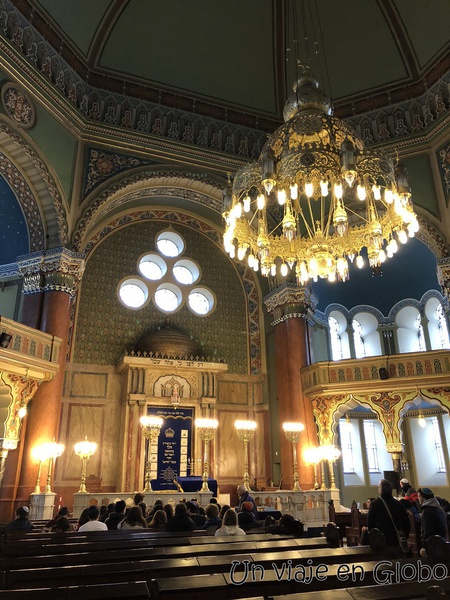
[302,349,450,396]
[0,316,61,380]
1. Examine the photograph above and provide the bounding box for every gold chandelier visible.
[222,76,418,283]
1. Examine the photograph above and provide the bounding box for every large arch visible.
[0,119,68,250]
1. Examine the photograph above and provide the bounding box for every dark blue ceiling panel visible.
[0,176,29,265]
[313,237,440,316]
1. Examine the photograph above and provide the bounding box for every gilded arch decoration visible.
[0,120,68,248]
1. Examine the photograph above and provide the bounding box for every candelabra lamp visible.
[303,446,321,490]
[74,437,97,493]
[195,418,218,492]
[31,444,51,494]
[140,416,163,492]
[44,440,64,493]
[283,422,305,491]
[321,445,341,489]
[235,420,257,491]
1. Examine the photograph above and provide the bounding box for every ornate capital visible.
[437,257,450,299]
[264,283,317,325]
[385,443,404,456]
[17,248,86,297]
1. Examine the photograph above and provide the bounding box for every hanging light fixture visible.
[417,411,427,428]
[222,5,418,284]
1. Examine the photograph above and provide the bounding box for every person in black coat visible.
[105,499,126,530]
[418,487,448,555]
[367,479,410,548]
[165,502,196,532]
[3,506,33,534]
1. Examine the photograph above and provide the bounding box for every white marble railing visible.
[70,488,340,530]
[254,488,342,530]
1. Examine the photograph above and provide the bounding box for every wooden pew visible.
[148,559,442,600]
[0,580,151,599]
[3,545,386,590]
[344,502,362,547]
[269,577,450,600]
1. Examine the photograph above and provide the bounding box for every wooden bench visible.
[269,577,450,600]
[0,580,151,599]
[148,559,442,600]
[3,545,387,590]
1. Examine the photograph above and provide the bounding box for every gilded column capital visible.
[264,283,317,325]
[385,442,404,456]
[437,257,450,299]
[17,248,86,297]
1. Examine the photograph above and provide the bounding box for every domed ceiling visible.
[24,0,450,122]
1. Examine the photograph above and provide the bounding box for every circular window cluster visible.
[118,230,216,317]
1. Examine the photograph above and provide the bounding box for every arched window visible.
[396,305,422,353]
[437,305,450,349]
[352,320,366,358]
[328,310,351,360]
[416,314,426,352]
[329,316,343,360]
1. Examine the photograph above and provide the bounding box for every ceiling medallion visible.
[222,76,418,284]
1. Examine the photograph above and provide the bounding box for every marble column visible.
[264,283,317,491]
[3,249,85,513]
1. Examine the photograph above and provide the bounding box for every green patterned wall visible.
[73,220,249,373]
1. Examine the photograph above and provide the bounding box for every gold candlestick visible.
[235,420,257,491]
[195,418,218,492]
[140,416,163,492]
[74,437,97,493]
[283,422,305,491]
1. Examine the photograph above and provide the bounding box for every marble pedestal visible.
[29,492,56,520]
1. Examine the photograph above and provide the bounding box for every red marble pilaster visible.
[14,290,71,505]
[265,284,318,491]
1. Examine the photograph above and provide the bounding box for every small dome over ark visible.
[135,318,199,358]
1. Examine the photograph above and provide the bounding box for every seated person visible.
[266,513,303,536]
[366,478,410,553]
[165,502,196,532]
[215,509,246,536]
[118,505,147,529]
[238,501,261,531]
[186,500,206,527]
[3,506,33,534]
[105,499,126,530]
[147,509,167,532]
[52,516,72,532]
[201,503,222,531]
[78,505,108,532]
[43,506,70,531]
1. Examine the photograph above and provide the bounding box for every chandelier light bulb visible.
[253,259,259,271]
[320,180,329,197]
[243,195,251,212]
[229,245,235,258]
[237,246,247,261]
[372,185,381,200]
[378,249,387,263]
[248,253,255,268]
[356,254,364,269]
[290,183,298,200]
[357,184,366,201]
[328,271,336,282]
[398,229,408,244]
[418,413,426,428]
[384,188,394,203]
[257,194,265,210]
[233,202,242,218]
[304,181,314,197]
[334,183,343,199]
[270,263,276,276]
[277,189,286,205]
[280,262,288,277]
